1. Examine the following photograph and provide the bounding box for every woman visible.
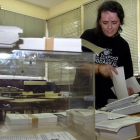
[81,1,134,108]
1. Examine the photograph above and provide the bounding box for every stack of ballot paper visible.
[5,113,57,130]
[106,94,139,111]
[96,116,140,140]
[45,38,82,52]
[66,109,128,135]
[104,94,140,115]
[111,101,140,115]
[107,66,140,115]
[66,109,94,134]
[0,26,23,48]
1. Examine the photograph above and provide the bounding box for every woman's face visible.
[99,11,120,37]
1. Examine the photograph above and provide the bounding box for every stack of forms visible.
[66,109,95,134]
[5,113,57,130]
[45,38,82,52]
[105,94,140,115]
[95,116,140,140]
[66,109,140,140]
[0,26,23,48]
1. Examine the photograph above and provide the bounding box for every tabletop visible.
[21,93,45,98]
[38,96,70,99]
[0,97,14,101]
[38,96,84,99]
[10,98,54,103]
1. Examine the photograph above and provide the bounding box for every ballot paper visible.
[18,38,45,50]
[95,110,127,123]
[106,94,139,111]
[111,100,140,115]
[0,134,37,140]
[96,116,140,132]
[112,67,128,99]
[99,124,137,140]
[36,132,77,140]
[45,38,81,52]
[111,76,140,95]
[126,76,140,93]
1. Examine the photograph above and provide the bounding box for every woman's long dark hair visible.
[94,1,125,35]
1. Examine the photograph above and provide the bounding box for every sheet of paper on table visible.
[0,132,77,140]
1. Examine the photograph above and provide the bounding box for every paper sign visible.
[126,76,140,93]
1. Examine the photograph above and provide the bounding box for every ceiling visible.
[17,0,67,9]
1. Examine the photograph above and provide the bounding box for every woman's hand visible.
[127,87,135,96]
[97,64,118,79]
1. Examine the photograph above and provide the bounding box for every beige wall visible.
[48,0,90,19]
[0,0,48,19]
[0,0,90,19]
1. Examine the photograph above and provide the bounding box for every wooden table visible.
[38,96,84,99]
[10,98,54,103]
[0,119,139,140]
[38,96,69,99]
[21,93,45,98]
[0,123,94,140]
[0,97,14,101]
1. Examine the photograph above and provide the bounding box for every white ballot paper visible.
[0,134,37,140]
[112,67,128,99]
[126,76,140,93]
[36,132,77,140]
[96,116,140,132]
[0,132,77,140]
[111,76,140,97]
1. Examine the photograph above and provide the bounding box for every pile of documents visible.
[0,26,23,48]
[96,116,140,140]
[95,110,140,140]
[106,67,140,115]
[5,113,57,130]
[106,94,139,111]
[105,89,140,115]
[66,109,140,140]
[45,38,82,52]
[66,109,94,134]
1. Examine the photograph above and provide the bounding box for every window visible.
[48,8,81,38]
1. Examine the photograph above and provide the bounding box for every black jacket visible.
[81,28,133,108]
